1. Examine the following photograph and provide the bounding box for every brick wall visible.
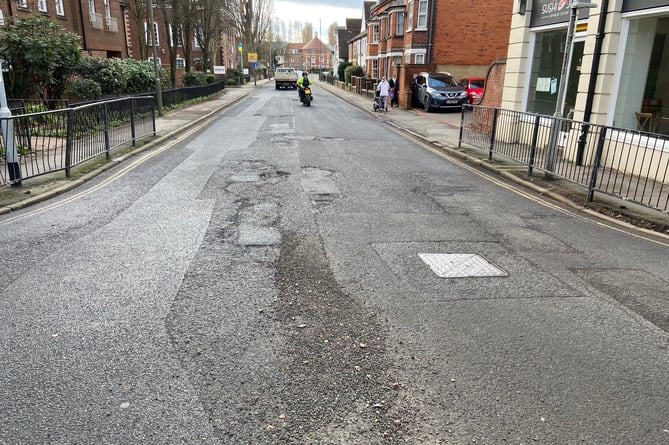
[432,0,513,71]
[480,59,506,108]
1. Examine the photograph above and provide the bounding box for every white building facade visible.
[503,0,669,136]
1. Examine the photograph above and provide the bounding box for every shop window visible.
[526,29,568,116]
[614,17,669,135]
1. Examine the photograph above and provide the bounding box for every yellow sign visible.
[247,53,257,63]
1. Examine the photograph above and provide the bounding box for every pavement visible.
[2,77,668,240]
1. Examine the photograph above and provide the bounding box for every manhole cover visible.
[418,253,507,278]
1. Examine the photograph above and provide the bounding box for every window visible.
[372,59,378,79]
[38,0,47,12]
[526,29,568,116]
[396,12,404,36]
[405,51,411,64]
[193,26,203,48]
[17,0,27,8]
[415,53,425,64]
[176,58,186,68]
[0,9,3,25]
[407,1,413,31]
[145,22,159,46]
[103,0,110,18]
[148,57,161,65]
[613,16,669,135]
[88,0,95,15]
[417,0,428,29]
[168,24,183,47]
[55,0,64,15]
[372,25,379,43]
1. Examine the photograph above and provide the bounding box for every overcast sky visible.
[274,1,363,33]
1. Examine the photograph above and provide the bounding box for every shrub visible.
[338,62,352,81]
[65,77,102,100]
[182,71,208,86]
[344,65,365,84]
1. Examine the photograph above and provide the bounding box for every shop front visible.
[504,0,669,136]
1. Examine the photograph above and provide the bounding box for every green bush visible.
[344,65,365,84]
[338,62,352,82]
[65,77,102,100]
[182,71,208,86]
[76,57,127,96]
[123,59,166,93]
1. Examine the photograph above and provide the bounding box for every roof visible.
[301,37,329,52]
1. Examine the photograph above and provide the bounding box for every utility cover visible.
[418,253,507,278]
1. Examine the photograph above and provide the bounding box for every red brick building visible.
[0,0,238,86]
[0,0,127,58]
[365,0,514,107]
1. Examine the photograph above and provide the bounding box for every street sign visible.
[247,52,257,63]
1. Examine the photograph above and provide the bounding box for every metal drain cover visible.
[418,253,507,278]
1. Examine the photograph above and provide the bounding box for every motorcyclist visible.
[297,71,310,102]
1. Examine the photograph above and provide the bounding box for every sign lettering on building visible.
[530,0,591,28]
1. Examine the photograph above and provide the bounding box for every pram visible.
[373,90,385,112]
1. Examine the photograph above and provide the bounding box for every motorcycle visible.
[301,86,312,107]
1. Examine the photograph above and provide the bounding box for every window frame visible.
[417,0,428,30]
[395,12,405,36]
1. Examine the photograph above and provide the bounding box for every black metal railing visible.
[161,81,226,109]
[460,106,669,212]
[0,96,155,187]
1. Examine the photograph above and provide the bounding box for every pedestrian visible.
[389,76,399,107]
[377,76,390,112]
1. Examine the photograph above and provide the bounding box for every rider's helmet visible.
[302,71,308,77]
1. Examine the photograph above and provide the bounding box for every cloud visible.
[274,1,362,27]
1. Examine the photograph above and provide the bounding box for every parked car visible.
[460,77,485,105]
[412,72,468,112]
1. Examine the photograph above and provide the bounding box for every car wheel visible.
[423,96,431,112]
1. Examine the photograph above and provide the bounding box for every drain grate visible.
[418,253,507,278]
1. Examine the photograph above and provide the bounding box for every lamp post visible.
[546,0,597,172]
[146,0,163,117]
[0,59,21,186]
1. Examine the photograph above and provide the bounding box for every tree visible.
[328,22,337,45]
[125,0,148,60]
[0,16,81,103]
[227,0,272,72]
[301,23,313,43]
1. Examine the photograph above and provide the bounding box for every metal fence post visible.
[65,109,73,177]
[103,103,110,160]
[587,126,608,202]
[130,98,136,146]
[458,107,465,149]
[528,114,541,176]
[488,108,499,161]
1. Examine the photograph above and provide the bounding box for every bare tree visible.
[125,0,148,60]
[301,23,313,43]
[328,22,337,45]
[227,0,272,72]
